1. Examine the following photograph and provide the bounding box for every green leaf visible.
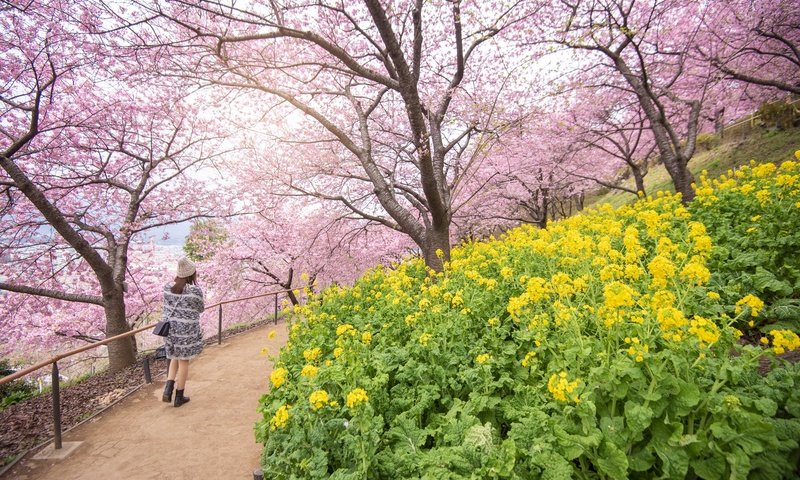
[386,412,429,451]
[751,267,793,296]
[462,422,495,453]
[674,381,701,416]
[536,452,573,480]
[641,389,663,403]
[553,424,601,460]
[692,453,726,480]
[753,398,778,416]
[624,401,654,435]
[652,421,690,478]
[595,438,629,480]
[600,416,626,445]
[730,252,764,269]
[710,420,737,441]
[627,444,656,472]
[761,321,800,333]
[725,445,752,480]
[765,303,800,321]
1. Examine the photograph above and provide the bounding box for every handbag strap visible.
[164,296,176,322]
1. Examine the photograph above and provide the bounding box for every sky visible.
[149,221,191,246]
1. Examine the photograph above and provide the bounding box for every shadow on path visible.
[6,322,286,480]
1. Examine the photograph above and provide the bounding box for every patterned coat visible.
[163,283,205,360]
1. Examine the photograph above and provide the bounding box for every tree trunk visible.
[610,56,697,203]
[538,187,549,229]
[714,107,725,138]
[421,225,451,273]
[278,268,300,306]
[103,290,136,373]
[632,164,646,197]
[659,149,696,202]
[286,289,300,306]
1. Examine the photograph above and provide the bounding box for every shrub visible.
[757,101,796,130]
[696,132,720,151]
[0,360,35,411]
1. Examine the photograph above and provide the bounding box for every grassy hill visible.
[586,127,800,209]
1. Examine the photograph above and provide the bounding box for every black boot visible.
[162,380,175,403]
[174,389,190,407]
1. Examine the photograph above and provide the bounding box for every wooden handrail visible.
[206,290,296,309]
[722,97,800,132]
[0,286,300,386]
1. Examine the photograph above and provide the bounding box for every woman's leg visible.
[163,358,178,402]
[167,358,179,381]
[176,360,190,390]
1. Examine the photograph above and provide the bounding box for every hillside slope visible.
[586,128,800,209]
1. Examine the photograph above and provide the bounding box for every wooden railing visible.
[0,286,298,451]
[721,97,800,135]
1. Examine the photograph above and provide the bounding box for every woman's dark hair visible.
[171,272,197,294]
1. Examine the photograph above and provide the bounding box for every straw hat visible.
[176,257,196,278]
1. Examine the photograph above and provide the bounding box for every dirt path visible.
[5,321,287,480]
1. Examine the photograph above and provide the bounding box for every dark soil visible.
[0,317,277,469]
[758,349,800,375]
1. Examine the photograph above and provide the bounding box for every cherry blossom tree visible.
[540,0,721,201]
[700,0,799,95]
[0,1,229,371]
[120,0,538,272]
[191,199,412,331]
[562,97,655,197]
[447,110,588,231]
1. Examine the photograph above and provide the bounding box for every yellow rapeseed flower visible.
[475,353,492,364]
[303,347,322,362]
[752,163,776,177]
[500,267,513,279]
[688,315,721,348]
[603,281,637,309]
[648,255,676,288]
[547,371,581,403]
[657,307,688,332]
[346,388,369,408]
[521,351,537,367]
[309,390,330,410]
[270,367,288,389]
[336,324,357,336]
[735,294,764,317]
[300,364,319,378]
[270,404,290,430]
[651,290,676,309]
[768,329,800,355]
[680,259,711,286]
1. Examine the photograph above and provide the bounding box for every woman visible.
[161,257,205,407]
